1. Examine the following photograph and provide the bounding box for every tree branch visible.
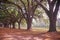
[1,1,27,19]
[51,0,56,5]
[35,0,50,16]
[47,0,50,3]
[27,0,30,12]
[33,5,38,13]
[53,0,60,16]
[20,0,27,13]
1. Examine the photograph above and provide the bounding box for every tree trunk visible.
[48,17,57,32]
[27,18,32,30]
[18,22,20,29]
[4,24,7,28]
[9,23,11,29]
[12,22,15,28]
[4,23,9,28]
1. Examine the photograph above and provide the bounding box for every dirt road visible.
[0,28,60,40]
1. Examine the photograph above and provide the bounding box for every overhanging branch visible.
[53,0,60,16]
[20,0,27,13]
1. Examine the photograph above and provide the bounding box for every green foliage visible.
[21,19,26,26]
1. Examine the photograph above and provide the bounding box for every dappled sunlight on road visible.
[45,38,53,40]
[0,32,60,40]
[0,28,60,40]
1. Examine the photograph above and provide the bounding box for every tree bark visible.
[4,23,9,28]
[9,23,11,29]
[12,22,15,28]
[48,16,57,32]
[27,18,32,30]
[18,22,20,29]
